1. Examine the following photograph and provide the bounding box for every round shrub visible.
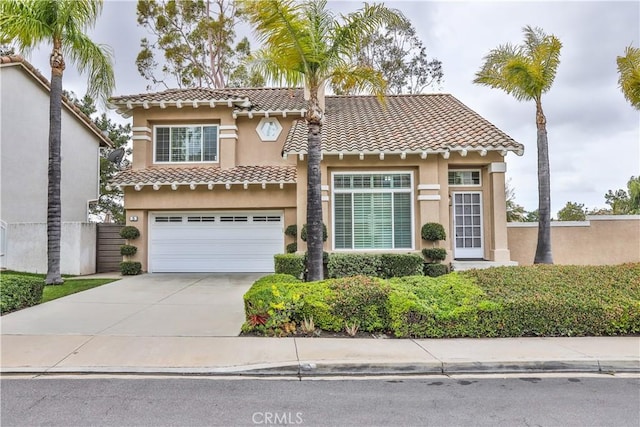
[120,261,142,275]
[422,248,447,262]
[300,223,328,242]
[421,223,446,242]
[120,244,138,256]
[286,242,297,254]
[284,224,297,237]
[119,226,140,240]
[424,262,449,277]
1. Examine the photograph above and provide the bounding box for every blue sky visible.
[23,0,640,214]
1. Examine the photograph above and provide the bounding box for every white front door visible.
[148,211,283,273]
[452,192,484,259]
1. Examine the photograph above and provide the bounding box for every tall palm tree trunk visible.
[46,42,65,285]
[534,100,553,264]
[306,118,324,281]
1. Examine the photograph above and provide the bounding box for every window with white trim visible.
[154,125,218,163]
[333,172,413,250]
[448,170,481,186]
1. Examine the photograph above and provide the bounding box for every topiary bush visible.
[300,223,327,242]
[380,254,424,278]
[120,244,138,256]
[119,226,140,240]
[120,261,142,276]
[327,276,390,332]
[286,242,297,254]
[284,224,297,238]
[421,223,446,242]
[422,248,447,262]
[424,263,449,277]
[274,254,305,278]
[0,274,44,314]
[327,253,382,278]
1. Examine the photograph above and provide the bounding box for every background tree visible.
[524,209,540,222]
[617,45,640,110]
[557,201,587,221]
[67,92,131,223]
[604,176,640,214]
[474,26,561,264]
[505,178,526,222]
[334,19,442,95]
[0,0,115,285]
[136,0,264,89]
[241,0,405,281]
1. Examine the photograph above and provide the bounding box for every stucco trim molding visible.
[507,221,591,228]
[489,162,507,174]
[219,133,238,140]
[132,127,152,133]
[418,184,441,191]
[417,195,441,201]
[132,135,151,141]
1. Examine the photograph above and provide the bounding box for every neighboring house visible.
[108,88,524,273]
[0,55,112,273]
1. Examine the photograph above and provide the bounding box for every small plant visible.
[286,242,297,254]
[300,223,328,242]
[422,248,447,262]
[300,316,316,335]
[120,244,137,256]
[345,321,359,337]
[285,224,297,237]
[120,261,142,276]
[424,263,449,277]
[119,226,140,240]
[421,223,446,242]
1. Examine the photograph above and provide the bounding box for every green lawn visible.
[41,278,117,303]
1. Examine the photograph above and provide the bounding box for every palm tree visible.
[240,0,405,280]
[617,45,640,110]
[474,26,561,264]
[0,0,115,284]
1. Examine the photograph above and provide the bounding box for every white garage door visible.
[149,212,283,273]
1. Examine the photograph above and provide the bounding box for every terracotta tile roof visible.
[109,87,307,117]
[111,165,297,187]
[283,94,523,156]
[0,55,113,148]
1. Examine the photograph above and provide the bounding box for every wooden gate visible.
[96,223,124,273]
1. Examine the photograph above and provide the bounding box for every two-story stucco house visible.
[108,87,524,273]
[0,55,112,273]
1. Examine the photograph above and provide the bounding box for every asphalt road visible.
[1,375,639,426]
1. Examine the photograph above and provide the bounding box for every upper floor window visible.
[154,125,218,163]
[448,170,481,186]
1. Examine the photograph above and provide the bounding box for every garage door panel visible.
[149,212,283,273]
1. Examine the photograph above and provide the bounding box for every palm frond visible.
[0,0,52,53]
[330,63,387,101]
[64,31,115,103]
[617,45,640,110]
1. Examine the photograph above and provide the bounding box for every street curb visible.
[2,359,638,377]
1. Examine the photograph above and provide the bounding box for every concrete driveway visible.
[0,273,263,337]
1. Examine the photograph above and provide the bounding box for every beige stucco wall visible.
[507,216,640,265]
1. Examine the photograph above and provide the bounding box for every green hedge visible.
[274,254,305,278]
[120,261,142,275]
[327,253,381,278]
[243,263,640,338]
[424,263,449,277]
[120,244,137,256]
[0,274,44,314]
[422,248,447,262]
[380,254,424,278]
[119,226,140,240]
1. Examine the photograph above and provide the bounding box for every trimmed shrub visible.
[422,248,447,262]
[120,244,138,256]
[274,254,305,278]
[285,224,297,237]
[327,253,381,278]
[421,223,446,242]
[286,242,297,254]
[0,274,44,314]
[380,254,424,278]
[300,223,327,242]
[328,276,390,332]
[119,226,140,240]
[120,261,142,275]
[424,263,449,277]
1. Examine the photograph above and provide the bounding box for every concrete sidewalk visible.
[1,273,638,376]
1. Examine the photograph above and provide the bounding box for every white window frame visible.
[153,124,219,164]
[448,169,482,187]
[331,171,415,251]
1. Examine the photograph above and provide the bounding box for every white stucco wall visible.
[5,222,96,275]
[0,64,100,224]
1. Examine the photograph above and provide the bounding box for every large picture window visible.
[154,125,218,163]
[333,172,413,250]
